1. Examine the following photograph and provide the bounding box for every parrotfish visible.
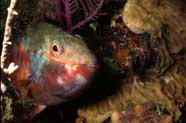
[10,22,97,111]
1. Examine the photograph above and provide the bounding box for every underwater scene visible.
[1,0,186,123]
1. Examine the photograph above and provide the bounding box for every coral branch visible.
[70,0,79,13]
[1,0,18,69]
[65,0,73,32]
[1,0,18,94]
[72,0,104,31]
[55,0,64,26]
[55,0,104,32]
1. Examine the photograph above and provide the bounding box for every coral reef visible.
[78,61,186,122]
[110,102,172,123]
[1,0,186,123]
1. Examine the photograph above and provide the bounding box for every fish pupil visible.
[53,45,58,52]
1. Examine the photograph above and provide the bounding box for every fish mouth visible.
[73,63,99,70]
[79,64,99,69]
[63,84,83,96]
[52,84,84,98]
[64,63,99,75]
[72,64,99,78]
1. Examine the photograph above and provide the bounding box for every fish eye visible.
[53,45,58,52]
[50,42,64,55]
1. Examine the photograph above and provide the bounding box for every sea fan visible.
[55,0,105,32]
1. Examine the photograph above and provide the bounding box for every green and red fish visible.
[10,22,97,109]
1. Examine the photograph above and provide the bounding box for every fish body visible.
[11,22,97,106]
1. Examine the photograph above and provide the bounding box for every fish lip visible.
[77,64,100,69]
[69,64,99,73]
[64,84,81,95]
[58,84,83,97]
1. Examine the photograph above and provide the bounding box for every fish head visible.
[25,23,97,105]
